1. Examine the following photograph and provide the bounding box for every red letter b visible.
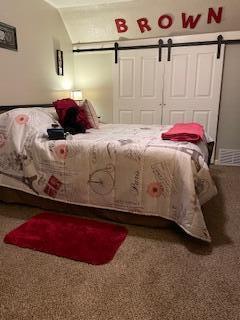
[115,18,128,33]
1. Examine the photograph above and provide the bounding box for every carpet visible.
[3,212,128,265]
[1,165,240,320]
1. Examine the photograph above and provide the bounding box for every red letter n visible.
[137,18,152,33]
[208,7,223,24]
[115,18,128,33]
[182,13,201,29]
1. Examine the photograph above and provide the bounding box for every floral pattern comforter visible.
[0,108,217,242]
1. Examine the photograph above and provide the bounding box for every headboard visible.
[0,104,53,113]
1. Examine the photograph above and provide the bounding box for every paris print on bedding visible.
[0,108,217,242]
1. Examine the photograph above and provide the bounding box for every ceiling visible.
[44,0,132,8]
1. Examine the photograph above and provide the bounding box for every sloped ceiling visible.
[44,0,133,8]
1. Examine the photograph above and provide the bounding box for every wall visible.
[0,0,74,106]
[216,45,240,156]
[60,0,240,44]
[74,52,113,123]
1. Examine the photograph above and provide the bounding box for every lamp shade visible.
[71,90,83,101]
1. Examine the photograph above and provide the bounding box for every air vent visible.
[219,149,240,166]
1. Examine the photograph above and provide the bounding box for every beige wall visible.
[60,0,240,44]
[74,53,113,123]
[0,0,74,106]
[216,45,240,156]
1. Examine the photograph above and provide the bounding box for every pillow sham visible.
[77,108,92,129]
[45,107,59,120]
[81,99,99,129]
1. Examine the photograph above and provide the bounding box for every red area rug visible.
[4,212,128,265]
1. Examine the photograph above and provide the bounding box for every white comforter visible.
[0,108,217,242]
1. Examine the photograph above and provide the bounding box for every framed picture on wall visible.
[0,21,18,51]
[56,49,64,76]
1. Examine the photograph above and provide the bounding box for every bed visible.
[0,106,217,242]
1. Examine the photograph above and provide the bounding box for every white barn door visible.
[162,45,225,141]
[113,49,164,125]
[113,41,224,144]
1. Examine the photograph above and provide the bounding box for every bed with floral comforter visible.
[0,108,217,242]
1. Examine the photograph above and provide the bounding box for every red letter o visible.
[158,15,173,29]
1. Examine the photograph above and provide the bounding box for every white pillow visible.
[36,107,59,121]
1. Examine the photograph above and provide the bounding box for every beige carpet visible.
[0,165,240,320]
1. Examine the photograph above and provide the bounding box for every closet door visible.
[113,49,164,125]
[162,45,225,141]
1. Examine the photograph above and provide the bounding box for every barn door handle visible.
[114,42,119,64]
[158,39,164,62]
[167,39,173,62]
[217,35,223,59]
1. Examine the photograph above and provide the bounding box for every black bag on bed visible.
[47,128,65,140]
[63,107,86,134]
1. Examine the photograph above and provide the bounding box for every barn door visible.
[162,44,225,141]
[113,49,164,125]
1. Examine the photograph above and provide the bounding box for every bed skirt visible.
[0,186,172,229]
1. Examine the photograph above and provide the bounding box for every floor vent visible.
[219,149,240,166]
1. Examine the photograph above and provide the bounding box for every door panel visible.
[140,110,157,125]
[193,110,210,130]
[195,53,214,97]
[119,57,135,98]
[170,54,189,97]
[141,57,157,97]
[169,111,186,124]
[113,49,164,125]
[163,45,225,142]
[119,110,133,124]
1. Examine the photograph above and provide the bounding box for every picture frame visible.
[0,21,18,51]
[56,49,64,76]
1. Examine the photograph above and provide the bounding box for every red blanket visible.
[162,122,204,143]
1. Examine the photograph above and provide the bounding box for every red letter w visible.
[182,13,201,29]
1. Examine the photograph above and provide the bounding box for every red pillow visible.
[53,98,78,126]
[53,98,92,129]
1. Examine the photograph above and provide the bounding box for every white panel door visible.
[162,45,225,141]
[113,49,164,124]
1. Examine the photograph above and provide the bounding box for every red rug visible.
[4,212,128,265]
